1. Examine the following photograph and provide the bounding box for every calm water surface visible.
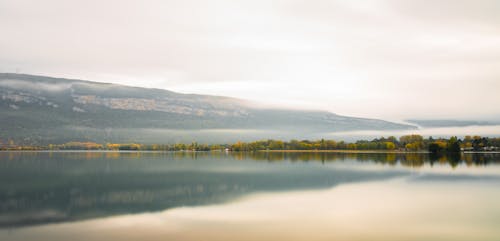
[1,151,500,241]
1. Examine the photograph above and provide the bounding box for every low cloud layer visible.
[1,0,499,120]
[0,79,72,92]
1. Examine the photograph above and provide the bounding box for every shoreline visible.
[257,150,430,153]
[2,149,499,154]
[0,149,423,153]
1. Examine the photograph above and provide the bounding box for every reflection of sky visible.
[318,158,500,176]
[3,178,499,241]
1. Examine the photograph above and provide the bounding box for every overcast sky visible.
[1,0,499,121]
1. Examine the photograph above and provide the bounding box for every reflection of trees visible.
[230,152,500,168]
[155,151,500,167]
[385,153,397,165]
[2,151,497,168]
[399,153,425,168]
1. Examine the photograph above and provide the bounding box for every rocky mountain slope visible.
[0,73,416,144]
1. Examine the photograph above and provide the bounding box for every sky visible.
[1,0,500,121]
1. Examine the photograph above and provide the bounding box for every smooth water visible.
[1,151,500,241]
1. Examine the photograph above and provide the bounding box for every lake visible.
[1,151,500,241]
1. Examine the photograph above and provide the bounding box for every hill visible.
[0,73,416,144]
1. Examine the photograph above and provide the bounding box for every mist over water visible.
[325,125,500,141]
[53,125,500,144]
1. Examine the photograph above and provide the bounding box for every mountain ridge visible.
[0,73,416,144]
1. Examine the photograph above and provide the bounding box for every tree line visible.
[1,135,499,152]
[229,135,499,153]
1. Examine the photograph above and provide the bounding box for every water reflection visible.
[2,179,500,241]
[235,151,499,167]
[0,151,499,229]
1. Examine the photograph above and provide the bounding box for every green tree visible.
[447,136,461,153]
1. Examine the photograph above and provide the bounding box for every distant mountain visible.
[406,119,498,128]
[0,73,416,144]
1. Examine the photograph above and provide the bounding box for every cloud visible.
[0,0,499,120]
[0,79,72,92]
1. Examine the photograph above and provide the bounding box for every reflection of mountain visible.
[0,152,404,228]
[0,73,415,144]
[1,152,499,228]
